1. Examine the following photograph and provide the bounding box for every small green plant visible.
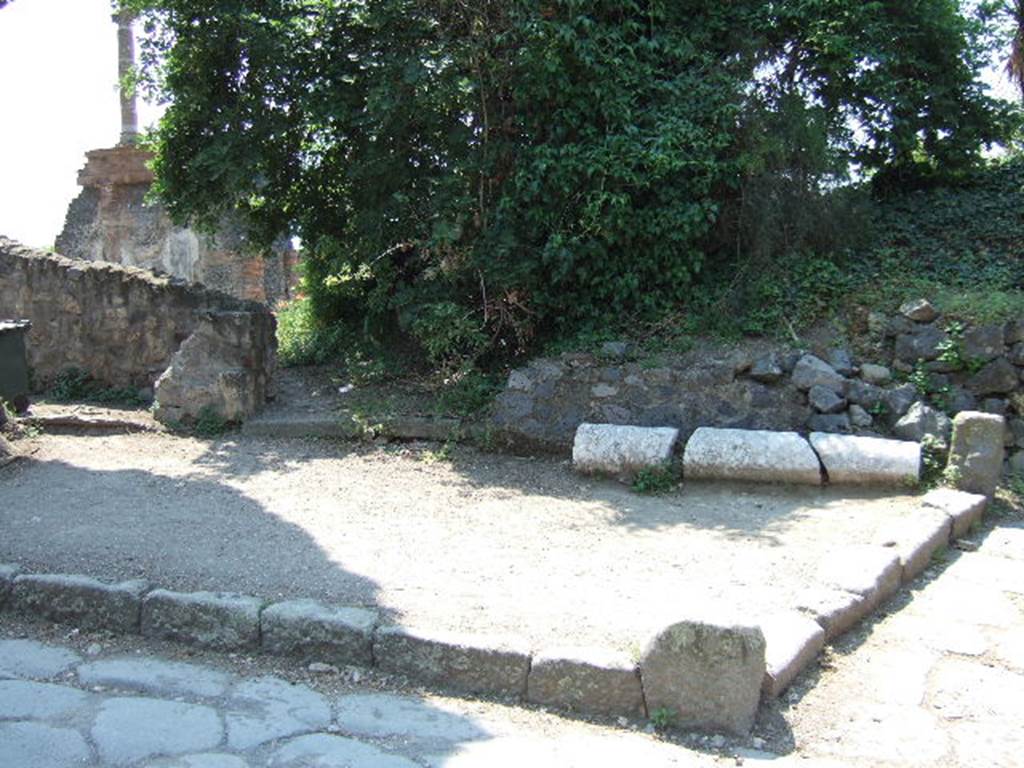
[1007,473,1024,498]
[632,464,678,495]
[48,368,147,406]
[434,368,500,418]
[650,707,677,731]
[193,406,231,438]
[276,297,351,367]
[942,464,963,488]
[420,441,455,464]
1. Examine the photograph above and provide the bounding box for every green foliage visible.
[433,369,501,419]
[125,0,1019,363]
[193,405,231,438]
[649,706,677,731]
[49,368,147,406]
[921,435,950,488]
[632,464,679,495]
[275,297,350,368]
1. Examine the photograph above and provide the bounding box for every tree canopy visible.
[124,0,1018,365]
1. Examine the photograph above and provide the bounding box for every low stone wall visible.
[0,237,275,421]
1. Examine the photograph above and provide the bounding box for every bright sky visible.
[0,0,162,248]
[0,1,1018,250]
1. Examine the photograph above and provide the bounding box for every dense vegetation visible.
[125,0,1022,374]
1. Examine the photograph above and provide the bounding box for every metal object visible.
[0,320,32,413]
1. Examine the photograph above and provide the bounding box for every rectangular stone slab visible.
[261,599,377,666]
[808,433,920,486]
[761,613,826,698]
[880,510,954,583]
[921,488,987,540]
[526,647,645,718]
[11,573,148,633]
[818,547,901,611]
[683,428,822,485]
[373,625,531,698]
[794,587,870,641]
[572,424,679,477]
[142,590,263,651]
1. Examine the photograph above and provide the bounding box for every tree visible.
[123,0,1017,360]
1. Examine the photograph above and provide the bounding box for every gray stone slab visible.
[225,675,331,751]
[0,638,82,679]
[268,734,419,768]
[373,625,531,698]
[261,599,376,666]
[0,679,91,719]
[11,573,148,632]
[140,756,250,768]
[77,657,232,699]
[792,355,845,393]
[333,693,492,747]
[819,547,901,610]
[760,613,826,698]
[0,563,21,608]
[142,589,263,651]
[92,697,223,766]
[795,587,870,641]
[572,423,679,477]
[526,647,645,718]
[0,721,92,768]
[947,411,1006,497]
[921,488,988,539]
[882,509,954,582]
[683,428,822,485]
[640,614,766,735]
[809,433,921,486]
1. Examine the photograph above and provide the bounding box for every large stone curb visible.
[819,547,902,612]
[794,587,869,641]
[0,564,23,609]
[683,428,822,485]
[572,423,679,477]
[808,433,920,486]
[372,625,532,698]
[141,590,264,651]
[10,574,147,633]
[760,613,826,699]
[261,599,377,666]
[640,614,766,736]
[526,647,645,718]
[921,488,987,539]
[882,509,954,583]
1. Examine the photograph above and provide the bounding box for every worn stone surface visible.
[828,348,856,376]
[640,615,766,735]
[900,299,939,323]
[760,613,826,698]
[881,509,954,582]
[0,721,93,768]
[141,755,250,768]
[10,573,148,632]
[0,639,82,680]
[845,379,885,410]
[0,237,276,391]
[683,428,822,485]
[968,358,1019,396]
[882,384,920,421]
[791,355,846,393]
[225,675,331,750]
[77,657,231,699]
[334,693,491,748]
[0,679,90,720]
[849,404,874,428]
[261,599,377,666]
[894,325,946,363]
[809,433,920,486]
[947,411,1006,497]
[808,385,846,414]
[962,325,1005,362]
[819,547,902,608]
[921,488,987,539]
[572,423,679,477]
[807,412,853,434]
[268,734,419,768]
[373,625,531,697]
[795,587,870,641]
[142,590,263,651]
[860,363,892,386]
[749,354,784,384]
[893,402,953,447]
[93,696,223,765]
[526,647,645,718]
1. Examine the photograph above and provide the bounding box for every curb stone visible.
[760,613,826,699]
[884,509,954,583]
[142,590,263,651]
[261,599,378,666]
[373,625,532,698]
[11,574,148,633]
[526,647,646,718]
[819,548,902,612]
[794,587,870,641]
[921,488,987,539]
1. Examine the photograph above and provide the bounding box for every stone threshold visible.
[0,488,986,735]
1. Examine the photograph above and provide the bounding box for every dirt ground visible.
[2,430,926,653]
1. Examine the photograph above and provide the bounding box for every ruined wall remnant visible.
[55,146,299,305]
[0,237,275,423]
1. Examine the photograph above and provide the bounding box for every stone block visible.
[0,564,21,609]
[921,488,987,539]
[526,647,645,718]
[962,324,1005,362]
[809,385,846,414]
[760,613,826,698]
[860,364,892,386]
[893,402,953,448]
[640,614,766,735]
[795,588,869,641]
[373,625,531,697]
[895,325,946,363]
[791,355,845,393]
[141,590,263,651]
[261,599,377,666]
[880,509,954,583]
[818,547,902,609]
[809,433,921,486]
[946,411,1006,497]
[882,384,919,421]
[10,574,148,632]
[968,359,1019,396]
[683,428,822,485]
[900,299,938,323]
[572,423,679,477]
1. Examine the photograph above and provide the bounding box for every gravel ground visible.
[1,431,926,652]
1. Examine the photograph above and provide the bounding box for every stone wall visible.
[0,237,275,422]
[55,147,299,306]
[492,300,1024,473]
